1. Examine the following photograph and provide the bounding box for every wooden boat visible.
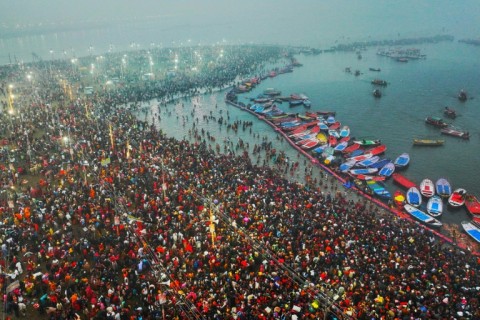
[311,145,326,154]
[333,141,348,153]
[366,144,387,156]
[404,204,443,228]
[461,221,480,243]
[349,168,378,175]
[328,135,337,147]
[373,89,382,98]
[339,126,350,138]
[371,79,388,86]
[348,149,364,158]
[392,173,417,189]
[369,158,391,169]
[425,116,448,128]
[301,140,320,150]
[366,180,391,200]
[353,139,381,147]
[443,106,456,119]
[426,195,443,217]
[378,162,395,178]
[458,89,467,102]
[289,99,304,107]
[440,127,470,140]
[393,190,406,209]
[435,178,452,198]
[413,138,445,146]
[354,174,385,181]
[263,88,281,96]
[339,159,357,173]
[328,121,341,130]
[406,187,422,207]
[347,152,372,162]
[316,132,328,144]
[342,143,361,154]
[465,194,480,217]
[393,153,410,169]
[448,188,467,207]
[356,155,380,168]
[420,178,435,198]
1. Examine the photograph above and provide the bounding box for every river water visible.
[135,41,480,227]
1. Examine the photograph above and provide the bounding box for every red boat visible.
[328,121,341,130]
[342,143,361,154]
[392,173,417,189]
[465,194,480,218]
[366,144,387,156]
[328,135,337,147]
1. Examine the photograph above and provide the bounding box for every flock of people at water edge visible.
[0,45,478,320]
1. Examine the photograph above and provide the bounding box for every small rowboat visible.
[420,178,435,198]
[355,174,386,181]
[465,194,480,217]
[356,155,380,168]
[435,178,452,198]
[393,190,406,209]
[353,139,381,146]
[392,173,417,190]
[349,168,378,175]
[406,187,422,207]
[366,144,387,156]
[394,153,410,169]
[378,162,395,178]
[347,152,372,163]
[461,221,480,243]
[334,141,348,153]
[448,188,467,207]
[404,204,443,227]
[342,143,361,155]
[339,126,350,138]
[426,195,443,217]
[339,159,357,173]
[369,158,391,169]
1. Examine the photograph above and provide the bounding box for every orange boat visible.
[392,173,417,190]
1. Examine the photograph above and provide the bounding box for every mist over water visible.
[1,0,480,64]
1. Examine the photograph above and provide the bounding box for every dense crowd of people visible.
[0,46,478,320]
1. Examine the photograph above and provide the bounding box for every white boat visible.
[406,187,422,207]
[356,155,380,167]
[378,162,395,177]
[420,178,435,198]
[339,126,350,138]
[339,159,357,172]
[349,167,378,175]
[448,188,467,207]
[404,204,442,227]
[426,195,443,217]
[461,221,480,243]
[435,178,452,198]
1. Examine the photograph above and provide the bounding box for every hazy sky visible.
[1,0,479,53]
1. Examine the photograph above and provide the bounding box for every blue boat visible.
[312,145,326,154]
[334,141,348,153]
[289,99,304,107]
[378,162,395,177]
[326,116,335,124]
[349,149,365,157]
[369,158,391,169]
[394,153,410,169]
[435,178,452,198]
[356,155,380,167]
[404,204,443,227]
[426,195,443,217]
[339,159,357,172]
[349,167,378,175]
[406,187,422,207]
[318,122,329,131]
[462,221,480,243]
[366,180,392,200]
